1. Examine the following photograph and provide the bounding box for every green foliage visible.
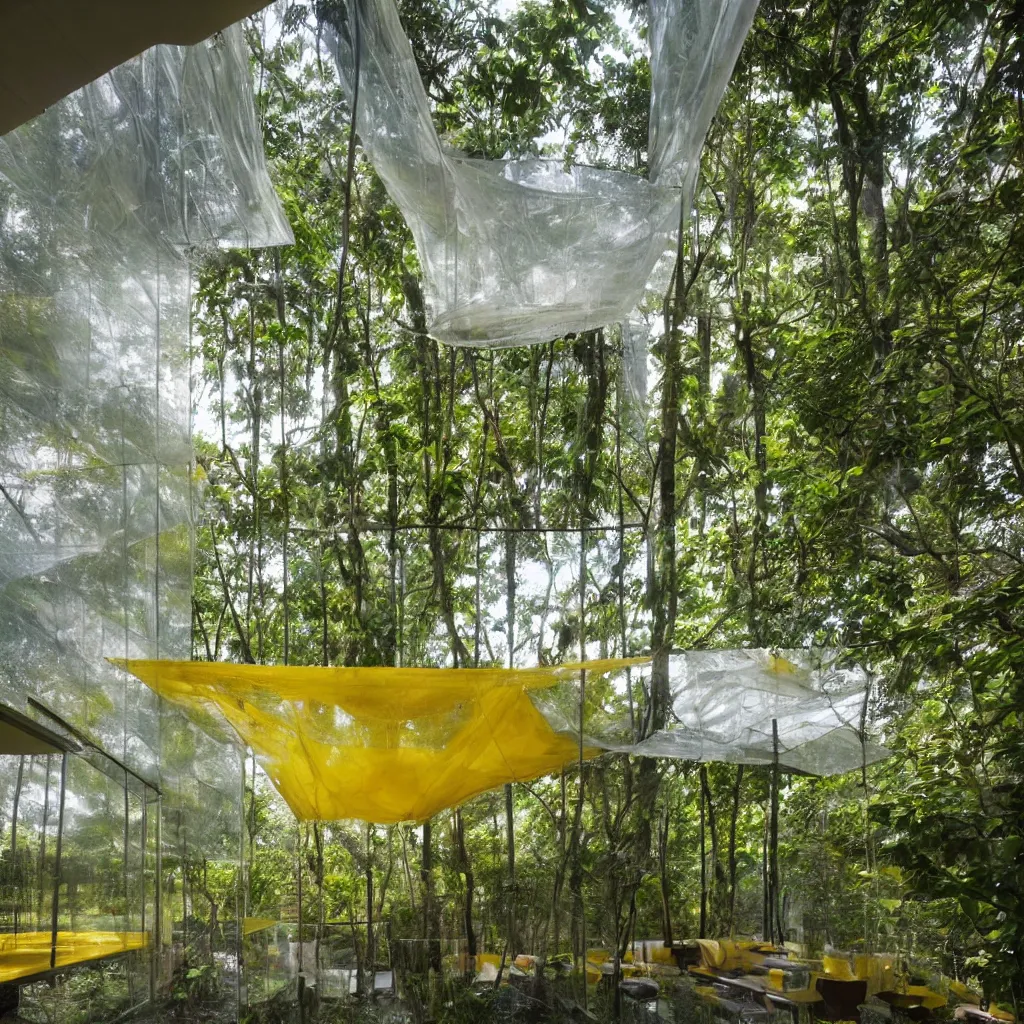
[190,0,1024,1006]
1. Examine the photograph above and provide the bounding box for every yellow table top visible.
[0,931,149,984]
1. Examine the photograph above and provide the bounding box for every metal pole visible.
[37,755,51,929]
[297,822,303,974]
[237,753,245,1020]
[770,719,780,945]
[505,531,516,962]
[154,794,162,1000]
[11,755,24,935]
[141,795,147,936]
[577,526,588,1012]
[50,753,67,969]
[124,770,130,934]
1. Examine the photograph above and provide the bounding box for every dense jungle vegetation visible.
[189,0,1024,1007]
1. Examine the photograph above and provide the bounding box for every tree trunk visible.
[421,820,441,973]
[727,765,744,935]
[454,809,476,974]
[657,801,673,946]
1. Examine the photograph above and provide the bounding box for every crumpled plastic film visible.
[325,0,758,347]
[620,318,652,429]
[0,25,292,250]
[114,659,644,823]
[536,649,890,776]
[0,22,292,862]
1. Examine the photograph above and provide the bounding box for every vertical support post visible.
[124,769,131,932]
[277,274,290,668]
[296,821,304,975]
[37,755,51,929]
[11,755,24,935]
[50,753,67,969]
[241,754,249,920]
[577,526,588,1011]
[153,794,162,1000]
[366,825,374,997]
[141,794,147,937]
[237,752,245,1020]
[505,531,516,962]
[154,115,162,671]
[770,719,780,945]
[699,769,707,939]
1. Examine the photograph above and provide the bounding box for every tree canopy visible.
[189,0,1024,1005]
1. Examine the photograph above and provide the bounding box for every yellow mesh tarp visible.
[0,931,149,983]
[113,659,643,823]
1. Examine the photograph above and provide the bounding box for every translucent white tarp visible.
[325,0,759,346]
[0,24,292,860]
[536,649,890,776]
[635,649,889,775]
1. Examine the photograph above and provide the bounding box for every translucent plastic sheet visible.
[325,0,758,346]
[114,659,641,823]
[0,20,291,1001]
[0,15,291,816]
[569,649,891,776]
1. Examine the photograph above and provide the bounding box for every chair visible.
[816,977,868,1023]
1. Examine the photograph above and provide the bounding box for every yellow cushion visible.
[906,986,947,1011]
[949,980,980,1004]
[823,954,856,980]
[696,939,725,968]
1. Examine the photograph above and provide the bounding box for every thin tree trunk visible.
[366,825,375,996]
[761,798,769,941]
[421,820,441,973]
[727,765,744,935]
[701,766,718,932]
[657,801,673,945]
[454,809,476,975]
[699,774,707,939]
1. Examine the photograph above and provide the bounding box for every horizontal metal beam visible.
[27,698,162,795]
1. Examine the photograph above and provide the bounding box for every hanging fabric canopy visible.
[113,658,642,823]
[544,649,890,776]
[324,0,759,347]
